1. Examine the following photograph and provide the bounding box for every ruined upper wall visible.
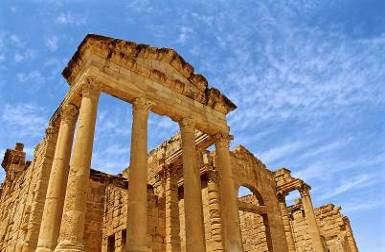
[62,34,236,115]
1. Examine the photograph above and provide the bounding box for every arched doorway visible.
[237,185,272,252]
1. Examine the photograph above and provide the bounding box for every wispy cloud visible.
[45,36,59,52]
[17,70,46,85]
[92,144,130,174]
[342,199,385,213]
[318,174,374,201]
[0,103,47,138]
[13,49,36,63]
[258,141,309,164]
[56,12,86,26]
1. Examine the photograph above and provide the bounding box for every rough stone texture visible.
[0,34,358,252]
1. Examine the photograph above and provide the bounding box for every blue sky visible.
[0,1,384,251]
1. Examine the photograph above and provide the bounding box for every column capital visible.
[61,104,79,124]
[45,124,59,136]
[133,97,153,112]
[81,77,101,99]
[299,184,311,197]
[179,116,195,131]
[213,132,233,147]
[277,192,288,203]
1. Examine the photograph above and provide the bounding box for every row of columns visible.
[37,79,100,252]
[35,78,243,251]
[278,186,325,252]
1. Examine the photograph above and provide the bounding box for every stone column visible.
[22,122,60,252]
[213,133,243,252]
[343,217,358,252]
[125,97,152,252]
[165,166,181,252]
[55,79,101,252]
[179,117,206,252]
[300,186,325,252]
[207,170,224,251]
[36,104,79,252]
[277,194,296,252]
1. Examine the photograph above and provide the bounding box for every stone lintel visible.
[238,201,267,215]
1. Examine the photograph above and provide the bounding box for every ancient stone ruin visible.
[0,34,358,252]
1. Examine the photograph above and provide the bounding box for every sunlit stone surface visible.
[0,34,357,252]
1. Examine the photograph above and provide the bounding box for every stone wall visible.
[0,143,36,251]
[315,204,358,252]
[288,201,358,252]
[0,122,59,252]
[101,176,164,252]
[238,195,269,252]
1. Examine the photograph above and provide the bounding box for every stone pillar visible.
[213,133,243,252]
[207,170,224,251]
[55,79,101,252]
[36,104,79,252]
[343,217,358,252]
[165,166,181,252]
[300,186,325,252]
[179,117,206,252]
[277,194,296,252]
[114,230,124,252]
[22,123,60,252]
[125,97,152,252]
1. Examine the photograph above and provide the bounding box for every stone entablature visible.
[63,34,236,115]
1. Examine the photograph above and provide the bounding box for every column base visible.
[125,244,151,252]
[36,247,54,252]
[54,241,84,252]
[21,245,34,252]
[36,239,56,252]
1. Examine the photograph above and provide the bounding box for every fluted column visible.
[207,170,224,251]
[55,79,101,252]
[179,117,206,252]
[126,97,152,252]
[300,186,325,252]
[165,166,181,252]
[213,132,243,252]
[277,194,296,252]
[36,104,79,252]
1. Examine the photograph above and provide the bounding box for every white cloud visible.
[296,138,352,161]
[92,144,130,174]
[17,70,46,85]
[318,174,373,201]
[13,49,35,63]
[294,152,385,182]
[56,12,86,26]
[45,36,58,52]
[177,26,194,44]
[342,199,385,213]
[0,104,47,138]
[258,141,309,164]
[9,34,24,48]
